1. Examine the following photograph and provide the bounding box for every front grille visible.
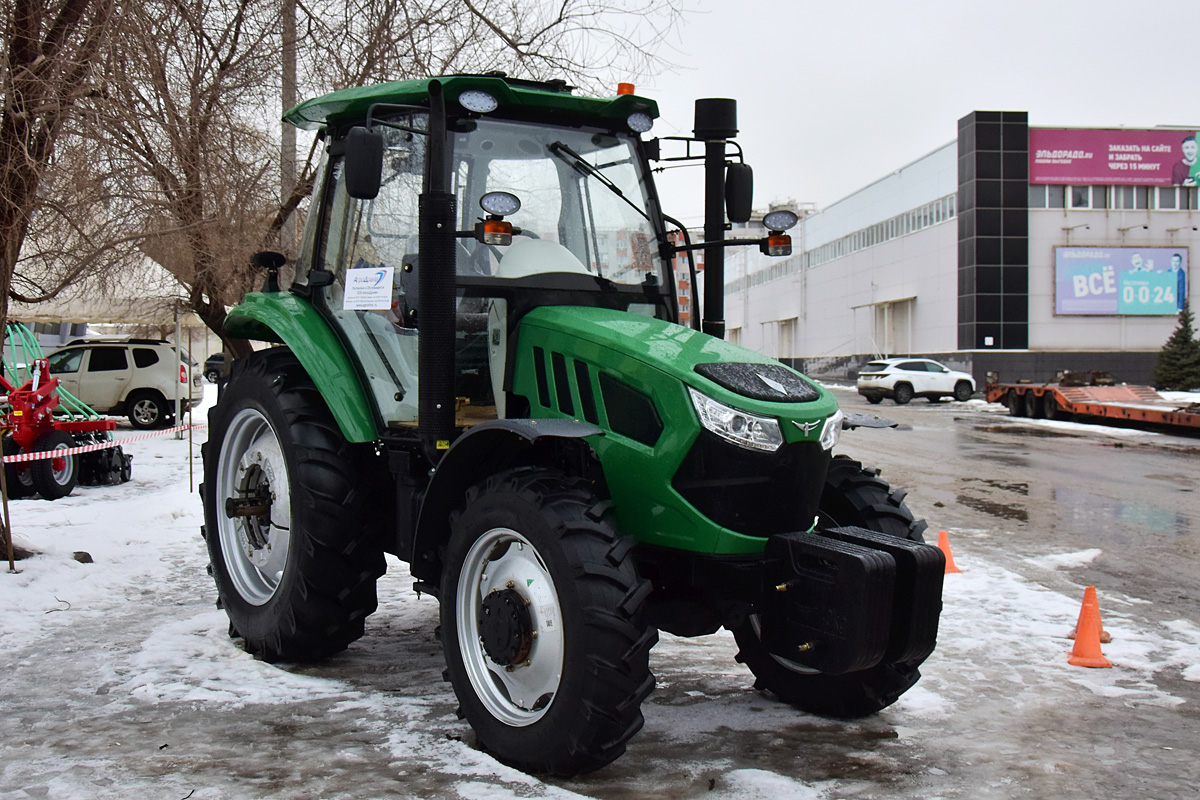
[672,432,831,537]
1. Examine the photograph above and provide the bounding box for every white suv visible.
[856,358,975,405]
[46,339,204,429]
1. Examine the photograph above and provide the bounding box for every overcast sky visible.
[636,0,1198,223]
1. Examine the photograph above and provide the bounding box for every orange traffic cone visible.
[1068,586,1112,668]
[937,530,961,574]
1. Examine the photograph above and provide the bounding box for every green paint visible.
[284,75,658,132]
[511,307,840,556]
[225,293,379,443]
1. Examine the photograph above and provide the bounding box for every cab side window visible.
[88,347,128,372]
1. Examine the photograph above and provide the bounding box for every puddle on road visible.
[974,424,1078,439]
[955,477,1031,522]
[961,477,1029,496]
[956,494,1029,522]
[1053,486,1191,538]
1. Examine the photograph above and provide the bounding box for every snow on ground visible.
[2,385,1199,798]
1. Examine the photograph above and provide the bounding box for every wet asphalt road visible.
[831,388,1200,622]
[3,391,1199,799]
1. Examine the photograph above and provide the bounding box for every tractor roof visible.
[284,74,660,132]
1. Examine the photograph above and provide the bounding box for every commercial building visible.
[723,112,1195,385]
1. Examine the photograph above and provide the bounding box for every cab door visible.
[77,346,133,412]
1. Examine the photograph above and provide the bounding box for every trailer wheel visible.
[2,435,36,499]
[29,430,78,500]
[892,383,913,405]
[953,381,973,402]
[202,349,385,662]
[731,455,927,718]
[1044,393,1070,421]
[1005,390,1026,417]
[1024,391,1044,419]
[440,467,656,776]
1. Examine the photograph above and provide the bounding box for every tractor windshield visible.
[449,118,664,286]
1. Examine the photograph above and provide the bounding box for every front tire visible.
[440,468,656,776]
[953,381,973,402]
[202,349,385,662]
[892,383,913,405]
[731,455,928,718]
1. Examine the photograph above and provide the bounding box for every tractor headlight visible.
[819,409,844,451]
[688,387,783,452]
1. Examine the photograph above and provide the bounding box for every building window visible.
[1158,187,1177,209]
[1114,186,1150,210]
[1028,185,1046,208]
[1047,185,1065,208]
[728,328,741,345]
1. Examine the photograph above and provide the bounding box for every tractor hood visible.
[518,306,839,428]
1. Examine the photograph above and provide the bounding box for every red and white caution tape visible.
[2,423,209,463]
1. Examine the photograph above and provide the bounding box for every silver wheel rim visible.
[749,614,819,674]
[132,399,159,426]
[215,408,292,605]
[49,443,74,486]
[456,527,563,726]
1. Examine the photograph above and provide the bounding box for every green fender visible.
[224,292,379,442]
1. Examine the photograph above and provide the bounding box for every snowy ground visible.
[2,387,1198,798]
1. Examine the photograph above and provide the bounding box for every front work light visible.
[627,112,653,133]
[458,90,498,113]
[688,387,783,452]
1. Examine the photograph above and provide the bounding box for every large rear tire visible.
[731,455,929,718]
[440,467,656,776]
[201,349,385,662]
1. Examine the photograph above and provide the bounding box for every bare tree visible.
[51,0,684,355]
[0,0,116,327]
[80,0,284,357]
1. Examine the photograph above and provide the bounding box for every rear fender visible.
[409,418,603,583]
[224,292,378,442]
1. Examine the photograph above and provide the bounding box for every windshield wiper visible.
[547,141,650,223]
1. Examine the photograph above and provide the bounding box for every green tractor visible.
[201,74,943,776]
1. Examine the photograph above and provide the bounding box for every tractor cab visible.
[282,75,676,438]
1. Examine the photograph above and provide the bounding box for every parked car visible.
[856,358,976,405]
[204,352,226,383]
[46,338,205,429]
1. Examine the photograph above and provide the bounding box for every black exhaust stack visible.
[419,81,457,464]
[695,98,737,341]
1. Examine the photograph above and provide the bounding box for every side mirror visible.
[252,250,286,292]
[725,163,753,223]
[345,126,383,199]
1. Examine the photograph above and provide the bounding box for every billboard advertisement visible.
[1055,247,1188,316]
[1030,128,1197,186]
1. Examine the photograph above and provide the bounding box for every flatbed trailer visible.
[985,379,1200,431]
